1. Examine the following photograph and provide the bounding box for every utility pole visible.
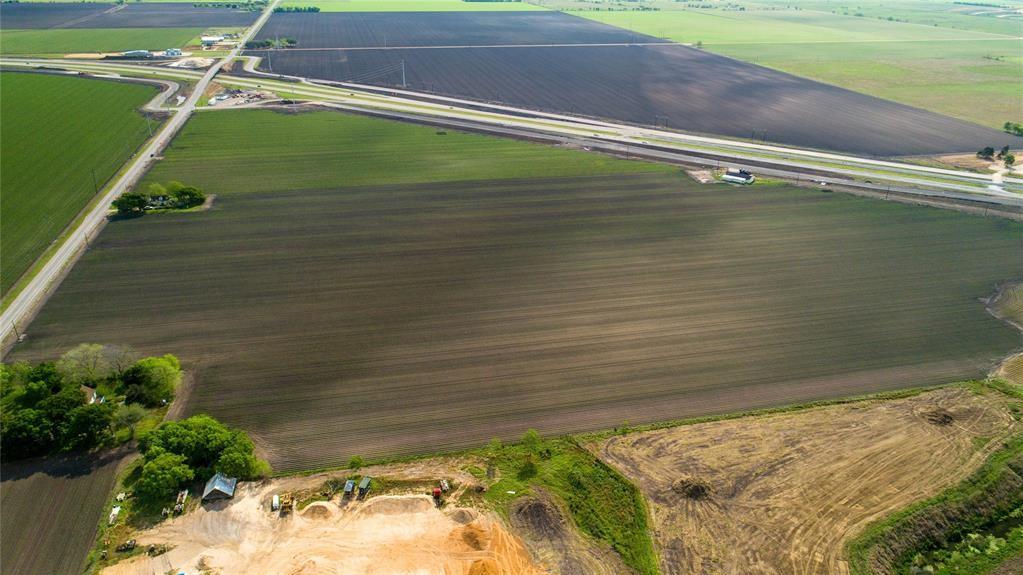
[145,114,153,137]
[11,322,22,343]
[91,169,99,195]
[401,59,406,89]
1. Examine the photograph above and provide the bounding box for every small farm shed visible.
[202,473,238,501]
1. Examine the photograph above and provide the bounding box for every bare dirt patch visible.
[598,387,1021,575]
[101,484,546,575]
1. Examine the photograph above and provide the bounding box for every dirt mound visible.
[449,508,478,524]
[360,495,434,515]
[301,503,332,520]
[468,558,501,575]
[923,409,955,426]
[512,497,565,540]
[459,523,490,551]
[671,476,712,499]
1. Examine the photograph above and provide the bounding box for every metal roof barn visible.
[202,473,238,501]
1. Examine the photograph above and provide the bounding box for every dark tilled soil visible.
[9,174,1022,472]
[1,448,133,575]
[247,44,1022,156]
[253,11,664,49]
[0,2,257,29]
[0,2,111,29]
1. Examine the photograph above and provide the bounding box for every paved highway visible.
[0,0,280,350]
[3,26,1021,347]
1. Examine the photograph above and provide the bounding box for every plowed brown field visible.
[11,170,1022,472]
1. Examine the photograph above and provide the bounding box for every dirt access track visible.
[103,474,546,575]
[598,386,1022,575]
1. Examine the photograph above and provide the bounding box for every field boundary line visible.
[246,41,673,51]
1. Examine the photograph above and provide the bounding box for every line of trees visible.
[193,0,267,10]
[134,415,270,501]
[245,37,298,49]
[1,344,181,461]
[113,181,206,216]
[273,5,320,12]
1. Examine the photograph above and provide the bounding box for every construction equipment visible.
[279,493,294,515]
[432,487,443,506]
[271,494,280,511]
[343,479,356,499]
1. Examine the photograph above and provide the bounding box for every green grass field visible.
[141,109,669,192]
[0,28,202,56]
[281,0,545,11]
[570,4,1022,128]
[1,72,158,295]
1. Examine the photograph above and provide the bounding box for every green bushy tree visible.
[140,415,269,479]
[135,453,194,501]
[114,403,148,439]
[112,192,149,215]
[1,409,55,459]
[172,186,206,208]
[62,403,114,451]
[121,355,180,407]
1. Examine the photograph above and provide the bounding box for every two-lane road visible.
[0,0,280,351]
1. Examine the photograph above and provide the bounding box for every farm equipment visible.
[116,539,136,553]
[271,494,280,512]
[432,487,443,507]
[358,477,372,499]
[343,479,356,500]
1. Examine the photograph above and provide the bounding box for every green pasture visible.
[0,28,202,56]
[141,109,669,193]
[280,0,546,11]
[748,0,1023,36]
[577,8,998,44]
[572,7,1021,128]
[1,72,158,295]
[715,39,1022,128]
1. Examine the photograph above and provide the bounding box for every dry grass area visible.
[993,282,1023,329]
[101,472,545,575]
[598,386,1022,575]
[998,353,1023,386]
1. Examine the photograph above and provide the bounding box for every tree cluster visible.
[977,144,1015,166]
[112,181,206,216]
[1,344,181,461]
[273,5,320,12]
[1003,122,1023,137]
[245,37,298,49]
[193,0,266,9]
[135,415,270,501]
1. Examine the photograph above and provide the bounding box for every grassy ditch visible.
[477,435,659,575]
[846,383,1023,575]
